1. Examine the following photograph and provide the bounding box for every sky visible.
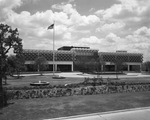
[0,0,150,61]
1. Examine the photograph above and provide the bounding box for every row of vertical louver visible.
[22,49,143,63]
[99,52,143,62]
[23,49,73,61]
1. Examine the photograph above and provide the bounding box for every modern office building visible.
[22,46,143,72]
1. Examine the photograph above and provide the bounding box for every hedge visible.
[6,84,150,100]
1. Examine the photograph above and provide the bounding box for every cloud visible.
[96,22,125,35]
[89,8,95,12]
[2,2,100,50]
[80,36,102,44]
[0,0,22,10]
[124,26,150,60]
[134,26,150,37]
[68,0,75,3]
[77,34,123,52]
[105,33,121,43]
[94,0,150,48]
[95,4,122,20]
[95,0,150,25]
[0,0,22,20]
[52,4,100,27]
[63,32,72,40]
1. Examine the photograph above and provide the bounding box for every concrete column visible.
[71,63,74,71]
[37,65,39,72]
[128,65,130,71]
[55,64,57,71]
[115,65,117,71]
[101,65,103,71]
[140,64,142,72]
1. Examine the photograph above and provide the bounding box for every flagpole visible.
[53,21,55,77]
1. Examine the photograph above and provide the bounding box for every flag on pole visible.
[47,24,54,29]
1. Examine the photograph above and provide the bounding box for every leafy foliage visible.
[74,52,103,74]
[0,23,23,107]
[6,82,150,100]
[7,55,26,78]
[112,58,125,79]
[142,61,150,72]
[34,56,48,75]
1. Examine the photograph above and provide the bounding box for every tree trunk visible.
[4,76,7,85]
[0,57,7,108]
[17,70,20,79]
[0,55,4,108]
[0,76,4,108]
[116,71,118,79]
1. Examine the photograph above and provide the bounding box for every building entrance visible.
[105,65,115,71]
[57,65,72,72]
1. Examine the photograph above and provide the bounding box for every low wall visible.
[6,84,150,100]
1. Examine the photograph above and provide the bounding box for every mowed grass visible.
[1,91,150,120]
[4,75,85,87]
[1,74,150,120]
[4,74,150,88]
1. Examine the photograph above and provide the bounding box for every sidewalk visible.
[45,107,150,120]
[57,72,150,78]
[15,72,150,78]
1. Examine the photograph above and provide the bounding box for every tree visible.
[74,56,89,74]
[0,23,22,108]
[113,59,125,79]
[92,52,105,78]
[7,55,16,76]
[142,61,150,72]
[7,55,26,78]
[74,52,105,75]
[1,58,8,85]
[34,56,48,75]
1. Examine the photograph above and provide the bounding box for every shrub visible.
[5,83,150,100]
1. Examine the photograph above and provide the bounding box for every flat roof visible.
[58,46,90,51]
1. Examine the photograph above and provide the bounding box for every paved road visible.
[44,107,150,120]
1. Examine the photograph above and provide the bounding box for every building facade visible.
[99,51,143,72]
[23,49,74,72]
[22,46,143,72]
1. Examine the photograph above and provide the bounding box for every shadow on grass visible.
[0,102,14,116]
[3,83,10,86]
[6,76,25,81]
[1,102,14,109]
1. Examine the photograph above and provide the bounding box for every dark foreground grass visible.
[1,91,150,120]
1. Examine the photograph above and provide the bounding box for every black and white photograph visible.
[0,0,150,120]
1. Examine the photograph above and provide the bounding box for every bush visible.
[5,78,150,100]
[5,83,150,100]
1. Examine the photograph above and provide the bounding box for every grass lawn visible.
[1,74,150,120]
[3,74,150,88]
[3,75,85,88]
[1,91,150,120]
